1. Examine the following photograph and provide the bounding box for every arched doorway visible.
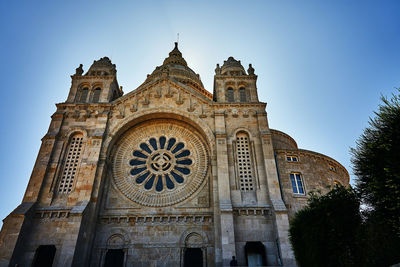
[32,245,56,267]
[245,241,266,266]
[184,248,203,267]
[104,249,124,267]
[181,231,206,267]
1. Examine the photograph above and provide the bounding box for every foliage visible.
[351,89,400,235]
[289,90,400,267]
[289,186,362,267]
[359,211,400,267]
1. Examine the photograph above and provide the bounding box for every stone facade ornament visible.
[75,64,84,76]
[247,64,255,75]
[112,121,208,207]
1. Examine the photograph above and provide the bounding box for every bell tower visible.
[66,57,123,103]
[213,56,258,103]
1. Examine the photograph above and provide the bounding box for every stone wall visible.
[91,219,214,267]
[233,209,278,266]
[275,149,349,219]
[270,129,298,150]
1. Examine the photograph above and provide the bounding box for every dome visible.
[220,56,246,75]
[144,43,207,96]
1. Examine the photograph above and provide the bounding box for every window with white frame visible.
[58,134,84,193]
[290,173,305,195]
[286,155,298,162]
[236,132,254,191]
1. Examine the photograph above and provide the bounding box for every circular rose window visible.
[112,121,208,207]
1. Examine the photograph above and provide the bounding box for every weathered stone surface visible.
[0,43,349,267]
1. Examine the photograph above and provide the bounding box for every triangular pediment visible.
[109,76,213,119]
[118,76,212,103]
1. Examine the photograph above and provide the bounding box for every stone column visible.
[256,112,296,267]
[214,112,236,266]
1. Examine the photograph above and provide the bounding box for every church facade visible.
[0,43,349,267]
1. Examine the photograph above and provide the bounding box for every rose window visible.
[129,136,193,192]
[112,121,208,207]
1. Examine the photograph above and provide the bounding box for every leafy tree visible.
[289,90,400,267]
[351,89,400,266]
[351,90,400,234]
[289,186,362,267]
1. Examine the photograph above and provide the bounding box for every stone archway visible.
[180,231,208,267]
[100,234,127,267]
[245,241,267,266]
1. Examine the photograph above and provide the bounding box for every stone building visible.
[0,43,349,267]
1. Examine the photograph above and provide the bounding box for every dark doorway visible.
[104,249,124,267]
[184,248,203,267]
[32,245,56,267]
[245,241,267,266]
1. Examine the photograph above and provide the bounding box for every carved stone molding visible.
[100,214,213,225]
[112,121,209,207]
[233,207,271,216]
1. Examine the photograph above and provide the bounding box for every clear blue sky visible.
[1,0,399,227]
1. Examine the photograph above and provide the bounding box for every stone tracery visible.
[129,136,193,192]
[112,120,208,207]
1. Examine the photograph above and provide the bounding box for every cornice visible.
[275,148,350,180]
[214,75,257,80]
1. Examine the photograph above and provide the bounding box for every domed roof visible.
[144,43,210,97]
[220,56,246,75]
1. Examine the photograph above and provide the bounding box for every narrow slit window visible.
[227,87,234,102]
[239,87,247,102]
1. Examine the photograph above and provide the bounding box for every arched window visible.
[227,87,234,102]
[79,88,89,102]
[236,132,254,191]
[290,172,305,195]
[92,87,101,102]
[239,87,247,102]
[58,133,84,193]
